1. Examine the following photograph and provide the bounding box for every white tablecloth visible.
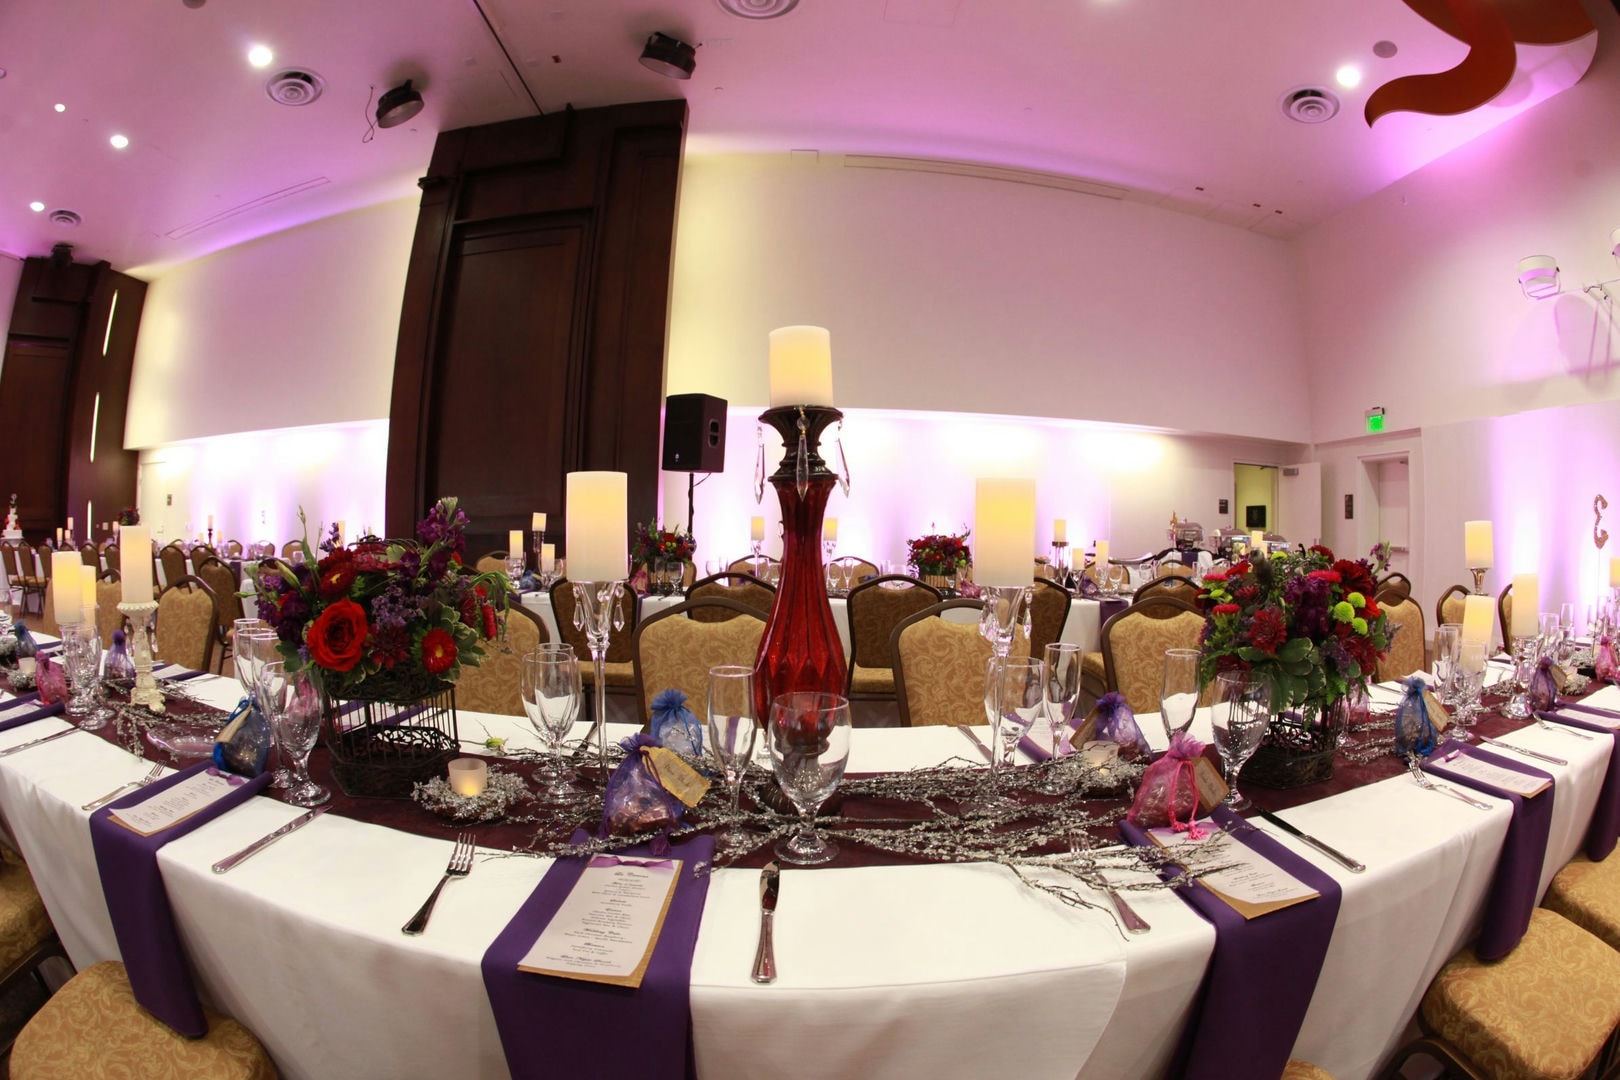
[0,670,1611,1079]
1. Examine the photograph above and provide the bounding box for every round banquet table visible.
[0,666,1610,1080]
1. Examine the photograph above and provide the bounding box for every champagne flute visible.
[1212,672,1270,809]
[1559,602,1577,664]
[256,660,293,786]
[1038,643,1084,794]
[521,652,581,802]
[239,630,288,788]
[1160,648,1202,743]
[706,665,758,814]
[768,693,851,866]
[1433,624,1461,705]
[988,656,1044,767]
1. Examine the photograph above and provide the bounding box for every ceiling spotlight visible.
[247,44,274,69]
[28,202,44,213]
[53,103,65,113]
[639,32,696,80]
[1335,65,1362,89]
[375,79,424,129]
[109,133,129,149]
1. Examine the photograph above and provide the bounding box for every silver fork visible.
[82,762,165,812]
[401,833,476,935]
[1536,716,1595,740]
[1407,757,1492,811]
[1082,869,1151,934]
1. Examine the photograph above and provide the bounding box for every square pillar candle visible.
[565,472,627,582]
[974,478,1036,586]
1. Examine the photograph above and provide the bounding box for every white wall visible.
[126,197,417,448]
[666,154,1311,443]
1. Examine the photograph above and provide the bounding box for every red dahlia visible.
[419,628,457,675]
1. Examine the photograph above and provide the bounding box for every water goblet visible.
[276,668,329,807]
[1453,640,1487,737]
[238,630,288,788]
[1160,648,1203,743]
[987,656,1044,767]
[768,693,851,866]
[706,665,758,814]
[1212,672,1270,809]
[521,652,582,802]
[1538,613,1561,658]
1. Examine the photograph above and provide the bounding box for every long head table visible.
[0,662,1610,1079]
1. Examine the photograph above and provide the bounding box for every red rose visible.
[1212,603,1242,615]
[1333,559,1376,598]
[307,598,368,672]
[316,551,358,599]
[419,628,457,675]
[1229,561,1252,577]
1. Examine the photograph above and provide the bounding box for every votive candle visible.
[767,326,834,407]
[973,478,1036,586]
[119,526,152,603]
[1510,573,1538,639]
[448,758,488,798]
[565,472,627,582]
[1464,521,1493,568]
[541,543,556,572]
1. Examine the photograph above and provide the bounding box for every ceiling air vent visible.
[715,0,799,17]
[266,68,326,107]
[1280,86,1340,124]
[49,209,82,227]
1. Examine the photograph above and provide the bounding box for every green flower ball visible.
[1351,617,1368,635]
[1333,601,1355,622]
[1346,591,1365,608]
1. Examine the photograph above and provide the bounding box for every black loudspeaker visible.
[662,394,727,472]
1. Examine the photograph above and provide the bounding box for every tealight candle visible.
[448,758,487,798]
[51,552,82,625]
[119,526,152,603]
[824,517,838,542]
[1464,521,1493,568]
[974,478,1036,587]
[750,516,765,543]
[767,325,834,407]
[1510,573,1538,639]
[1053,519,1066,544]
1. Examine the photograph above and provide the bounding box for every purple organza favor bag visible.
[1092,692,1151,761]
[1596,635,1619,684]
[1528,656,1561,713]
[35,656,66,706]
[1127,733,1208,834]
[601,733,687,853]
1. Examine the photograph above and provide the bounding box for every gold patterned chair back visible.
[550,579,638,664]
[632,598,766,719]
[101,543,119,575]
[1027,579,1072,659]
[892,599,1030,727]
[157,544,187,589]
[687,572,775,622]
[476,553,509,575]
[78,543,98,568]
[194,557,243,650]
[34,545,53,583]
[845,576,944,692]
[726,555,780,582]
[38,580,59,638]
[155,576,218,672]
[96,577,126,647]
[190,545,217,564]
[830,556,879,587]
[454,604,547,716]
[1134,574,1201,606]
[1497,584,1515,653]
[1100,596,1205,714]
[1436,584,1469,632]
[224,539,244,558]
[1156,561,1195,579]
[1376,596,1426,682]
[280,540,303,559]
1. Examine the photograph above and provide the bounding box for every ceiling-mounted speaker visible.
[377,79,424,128]
[662,394,727,473]
[639,33,696,80]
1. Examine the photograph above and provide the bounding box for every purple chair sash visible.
[1426,739,1554,960]
[1121,805,1341,1080]
[1539,709,1620,860]
[89,762,271,1036]
[481,832,716,1080]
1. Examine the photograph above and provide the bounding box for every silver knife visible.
[0,727,78,757]
[1479,737,1566,767]
[751,861,779,984]
[956,725,994,763]
[1255,808,1365,873]
[211,805,331,873]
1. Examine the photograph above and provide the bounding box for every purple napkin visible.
[1121,805,1341,1080]
[1558,700,1620,720]
[1539,709,1620,860]
[89,762,271,1036]
[481,832,716,1080]
[1426,739,1554,960]
[0,693,65,733]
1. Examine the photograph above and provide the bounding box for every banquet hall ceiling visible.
[0,0,1603,272]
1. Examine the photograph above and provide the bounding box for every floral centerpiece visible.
[632,521,696,569]
[907,528,971,579]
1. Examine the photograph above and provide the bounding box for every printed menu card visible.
[108,768,243,837]
[1150,826,1320,919]
[519,856,682,988]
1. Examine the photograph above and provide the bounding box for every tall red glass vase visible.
[753,405,848,722]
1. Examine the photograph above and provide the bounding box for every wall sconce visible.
[1518,228,1620,302]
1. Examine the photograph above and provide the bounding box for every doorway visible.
[1233,464,1278,535]
[1359,454,1411,577]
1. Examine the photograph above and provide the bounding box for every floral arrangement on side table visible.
[632,521,696,570]
[907,527,971,579]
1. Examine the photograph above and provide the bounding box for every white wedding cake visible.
[2,495,20,541]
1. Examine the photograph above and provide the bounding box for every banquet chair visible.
[1027,578,1071,659]
[155,575,219,672]
[191,544,217,565]
[1544,852,1620,953]
[891,599,1030,727]
[1375,571,1414,604]
[33,542,54,595]
[1281,1063,1335,1080]
[37,581,59,639]
[1153,560,1195,579]
[1498,582,1516,653]
[0,848,68,1057]
[1435,583,1469,635]
[1374,589,1426,682]
[549,578,639,711]
[830,555,879,589]
[727,555,780,581]
[455,603,549,716]
[476,551,509,575]
[194,556,245,673]
[279,540,302,559]
[10,961,278,1080]
[101,542,119,576]
[2,542,43,615]
[77,542,98,568]
[686,572,775,621]
[1382,908,1620,1080]
[157,543,188,590]
[631,597,766,719]
[1133,573,1201,606]
[1099,595,1204,715]
[95,572,126,648]
[845,575,944,701]
[224,538,244,558]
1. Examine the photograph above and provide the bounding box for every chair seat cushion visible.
[11,961,278,1080]
[1280,1062,1335,1080]
[1421,908,1620,1080]
[0,856,52,976]
[849,664,895,696]
[1544,852,1620,951]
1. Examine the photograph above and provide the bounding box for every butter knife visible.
[956,725,995,763]
[0,727,77,757]
[1478,737,1566,767]
[751,861,779,984]
[1254,808,1365,873]
[211,805,330,874]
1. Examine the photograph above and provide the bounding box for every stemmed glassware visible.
[1433,624,1461,706]
[705,665,758,814]
[521,651,582,802]
[1453,640,1487,737]
[987,656,1045,766]
[767,692,851,866]
[238,629,288,788]
[1501,635,1538,719]
[1559,602,1578,667]
[1160,648,1203,743]
[1040,642,1084,774]
[62,624,109,730]
[1212,672,1271,809]
[267,665,328,807]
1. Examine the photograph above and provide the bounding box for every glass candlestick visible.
[571,579,626,780]
[116,601,164,712]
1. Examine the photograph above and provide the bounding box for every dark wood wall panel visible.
[0,339,72,531]
[386,100,686,560]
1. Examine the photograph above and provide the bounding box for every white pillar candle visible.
[1094,540,1110,573]
[532,512,546,534]
[80,565,97,624]
[1461,593,1494,653]
[51,552,82,624]
[120,526,152,603]
[1052,519,1066,544]
[1610,556,1620,588]
[824,518,838,542]
[974,478,1036,586]
[508,529,524,555]
[767,325,834,407]
[112,521,121,539]
[1510,573,1538,639]
[55,528,63,545]
[1464,521,1493,568]
[206,514,214,530]
[447,758,488,798]
[541,542,556,572]
[750,516,765,543]
[66,517,74,533]
[565,472,627,582]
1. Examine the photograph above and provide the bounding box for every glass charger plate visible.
[145,723,220,761]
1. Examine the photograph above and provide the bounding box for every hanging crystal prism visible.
[754,425,767,505]
[833,420,851,496]
[795,409,810,500]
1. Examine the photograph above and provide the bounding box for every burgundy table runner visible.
[1121,805,1341,1080]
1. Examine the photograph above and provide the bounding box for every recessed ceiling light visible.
[247,44,273,68]
[53,103,66,113]
[1335,65,1362,89]
[28,202,44,213]
[109,133,129,149]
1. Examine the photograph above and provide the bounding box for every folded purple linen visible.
[1426,739,1554,960]
[481,832,716,1080]
[0,693,65,733]
[1558,699,1620,720]
[1538,710,1620,860]
[1019,720,1074,763]
[1120,805,1341,1080]
[89,762,271,1036]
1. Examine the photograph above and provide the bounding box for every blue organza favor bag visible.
[649,688,704,757]
[1393,675,1442,759]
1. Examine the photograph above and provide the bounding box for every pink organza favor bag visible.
[1126,733,1209,836]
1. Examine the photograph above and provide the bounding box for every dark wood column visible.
[385,100,686,559]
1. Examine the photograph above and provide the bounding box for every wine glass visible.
[256,660,293,784]
[521,652,581,802]
[1559,602,1578,664]
[1433,624,1461,705]
[1160,648,1203,743]
[1038,643,1084,794]
[276,667,328,807]
[238,630,287,788]
[1212,672,1270,809]
[987,656,1044,767]
[767,693,851,866]
[1454,640,1487,738]
[1538,612,1561,659]
[706,665,758,814]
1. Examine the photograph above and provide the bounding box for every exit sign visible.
[1365,407,1386,433]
